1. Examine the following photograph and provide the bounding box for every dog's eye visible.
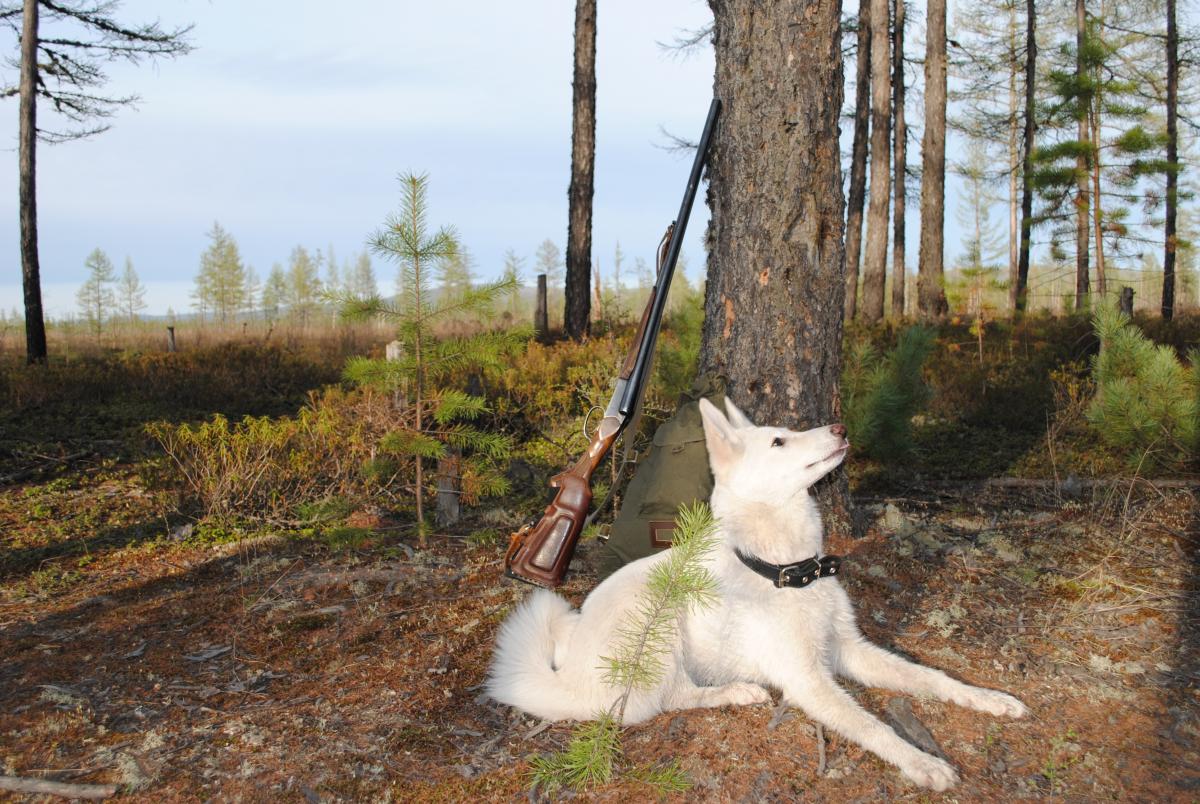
[771,437,785,448]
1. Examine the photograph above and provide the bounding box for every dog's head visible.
[698,397,848,503]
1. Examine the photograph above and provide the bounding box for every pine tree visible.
[502,249,526,318]
[261,263,287,321]
[950,0,1026,313]
[194,222,246,324]
[350,251,377,299]
[325,244,341,297]
[76,247,116,334]
[1088,303,1198,466]
[342,172,521,542]
[285,246,322,326]
[117,256,146,322]
[950,141,1009,359]
[438,245,476,306]
[244,266,261,317]
[1031,6,1165,308]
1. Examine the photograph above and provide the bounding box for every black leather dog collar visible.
[734,549,843,589]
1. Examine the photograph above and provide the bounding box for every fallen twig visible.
[0,776,117,799]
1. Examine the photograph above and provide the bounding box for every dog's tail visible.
[486,589,589,721]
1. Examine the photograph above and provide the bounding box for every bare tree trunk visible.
[1074,0,1091,311]
[862,0,891,323]
[1006,5,1020,313]
[891,0,907,320]
[1015,0,1036,313]
[918,0,948,318]
[19,0,47,365]
[564,0,596,341]
[845,0,872,321]
[702,0,849,533]
[1163,0,1178,320]
[1090,95,1106,297]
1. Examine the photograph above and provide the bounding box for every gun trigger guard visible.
[582,405,603,441]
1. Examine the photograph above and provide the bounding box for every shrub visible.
[1087,304,1199,467]
[842,326,935,461]
[147,388,381,524]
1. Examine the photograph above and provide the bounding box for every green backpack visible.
[595,374,726,579]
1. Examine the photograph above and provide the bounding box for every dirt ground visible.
[1,464,1198,802]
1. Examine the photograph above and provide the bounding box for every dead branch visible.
[0,776,117,799]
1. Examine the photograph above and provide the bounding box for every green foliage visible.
[842,327,935,461]
[600,501,720,693]
[1087,305,1198,467]
[193,222,247,324]
[531,502,716,795]
[528,714,621,793]
[76,248,117,335]
[654,278,705,403]
[340,172,523,535]
[147,388,379,524]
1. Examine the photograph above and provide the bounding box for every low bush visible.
[842,326,935,461]
[147,387,383,524]
[1087,305,1198,468]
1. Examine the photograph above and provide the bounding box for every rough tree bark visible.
[564,0,596,340]
[19,0,47,365]
[1163,0,1178,320]
[701,0,849,532]
[845,0,872,321]
[861,0,891,323]
[1074,0,1090,310]
[1006,3,1020,313]
[918,0,948,318]
[891,0,907,319]
[1015,0,1036,313]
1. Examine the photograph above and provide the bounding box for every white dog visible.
[488,398,1026,790]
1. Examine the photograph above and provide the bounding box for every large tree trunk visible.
[1163,0,1178,320]
[564,0,596,341]
[701,0,849,533]
[891,0,906,319]
[845,0,872,321]
[1015,0,1036,313]
[1074,0,1090,310]
[918,0,948,318]
[19,0,47,365]
[861,0,891,323]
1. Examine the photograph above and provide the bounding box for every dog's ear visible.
[722,397,754,429]
[699,397,743,475]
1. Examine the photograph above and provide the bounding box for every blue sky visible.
[1,0,719,317]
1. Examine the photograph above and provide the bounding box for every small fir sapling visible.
[1087,304,1198,467]
[842,326,936,461]
[339,172,524,542]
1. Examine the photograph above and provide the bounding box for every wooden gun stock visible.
[504,425,619,588]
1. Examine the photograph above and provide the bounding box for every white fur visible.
[487,398,1027,791]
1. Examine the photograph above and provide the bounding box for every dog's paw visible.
[900,752,959,791]
[721,682,772,707]
[964,689,1028,718]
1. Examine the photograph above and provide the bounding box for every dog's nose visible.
[830,424,847,437]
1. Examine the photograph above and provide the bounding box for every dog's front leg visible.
[778,662,959,791]
[832,606,1027,718]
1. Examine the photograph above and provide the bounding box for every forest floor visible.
[2,457,1197,802]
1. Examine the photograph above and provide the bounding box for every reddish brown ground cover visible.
[1,462,1196,802]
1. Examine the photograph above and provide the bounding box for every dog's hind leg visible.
[834,625,1027,718]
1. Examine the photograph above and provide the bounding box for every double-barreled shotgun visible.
[505,98,721,588]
